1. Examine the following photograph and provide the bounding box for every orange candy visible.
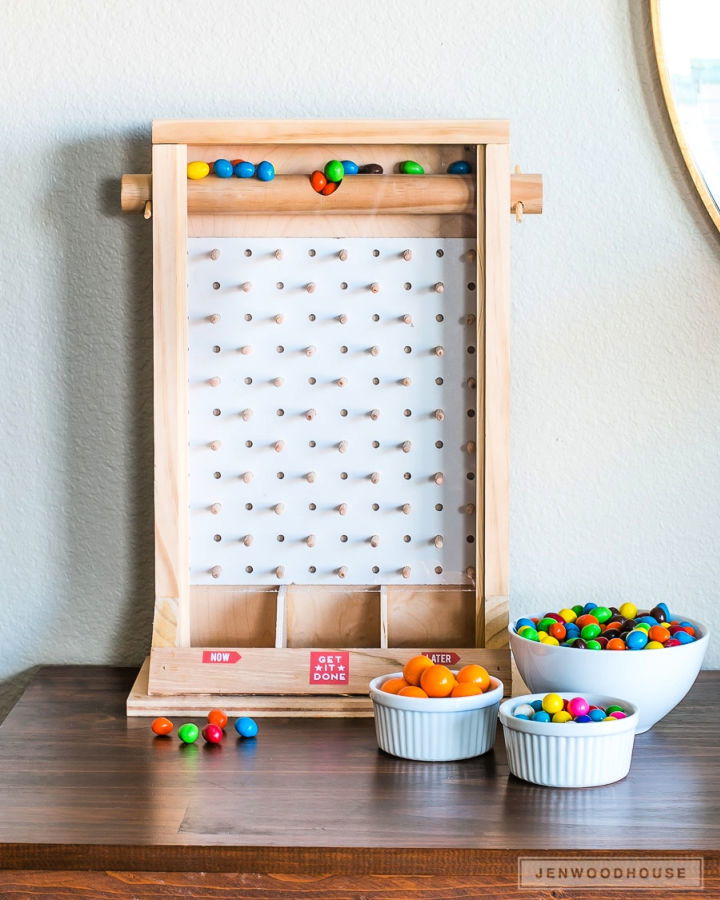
[450,682,484,698]
[403,655,434,686]
[456,664,491,692]
[606,638,626,650]
[398,685,429,698]
[548,622,567,642]
[320,181,340,195]
[310,170,327,192]
[648,625,669,643]
[207,708,228,729]
[420,664,456,698]
[576,614,599,629]
[151,716,173,736]
[382,677,409,694]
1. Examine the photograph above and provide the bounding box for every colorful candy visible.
[310,170,328,193]
[400,160,424,174]
[447,160,471,174]
[324,160,345,183]
[234,160,255,178]
[207,708,228,729]
[202,723,224,744]
[235,716,259,738]
[514,694,626,723]
[358,163,383,174]
[187,161,210,180]
[256,160,275,182]
[151,716,173,736]
[341,159,359,175]
[213,159,234,178]
[178,723,200,744]
[514,605,697,651]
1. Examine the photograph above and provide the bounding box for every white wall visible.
[1,0,718,719]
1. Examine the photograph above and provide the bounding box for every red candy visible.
[202,723,224,744]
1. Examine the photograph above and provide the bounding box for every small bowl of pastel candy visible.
[508,602,708,733]
[499,691,638,787]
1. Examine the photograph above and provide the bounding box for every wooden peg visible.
[305,408,317,421]
[143,200,152,220]
[466,248,477,262]
[370,534,380,548]
[273,314,284,324]
[337,313,348,324]
[402,249,412,261]
[432,472,445,485]
[209,502,222,515]
[400,503,412,515]
[337,503,348,516]
[432,346,444,357]
[209,248,220,260]
[274,248,283,260]
[337,440,348,453]
[209,440,221,451]
[305,471,316,483]
[338,249,348,261]
[271,376,284,387]
[432,534,444,549]
[306,534,316,547]
[400,377,412,387]
[207,313,220,324]
[434,282,445,293]
[370,282,380,293]
[275,566,285,579]
[465,503,476,515]
[466,566,476,581]
[369,409,380,420]
[240,282,252,293]
[272,503,285,515]
[466,313,476,325]
[305,282,316,293]
[304,345,317,357]
[466,440,476,454]
[400,565,411,579]
[208,376,221,387]
[466,376,477,390]
[210,565,222,579]
[239,345,252,355]
[368,346,380,357]
[369,472,380,484]
[335,377,347,387]
[273,440,284,453]
[401,440,412,453]
[433,409,445,421]
[240,471,253,483]
[401,314,413,325]
[242,534,253,546]
[240,409,253,421]
[337,566,348,579]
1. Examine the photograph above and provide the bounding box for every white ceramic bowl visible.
[500,692,638,787]
[369,672,504,761]
[509,614,708,733]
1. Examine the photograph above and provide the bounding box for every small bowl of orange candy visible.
[369,656,504,761]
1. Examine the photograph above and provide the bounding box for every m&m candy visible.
[213,159,234,178]
[178,723,200,744]
[513,694,627,724]
[235,716,259,738]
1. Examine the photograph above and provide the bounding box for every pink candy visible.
[566,696,590,718]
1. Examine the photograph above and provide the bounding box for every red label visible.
[202,650,241,664]
[309,651,350,685]
[422,651,461,665]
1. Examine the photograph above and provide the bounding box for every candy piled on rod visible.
[513,693,628,723]
[513,602,697,650]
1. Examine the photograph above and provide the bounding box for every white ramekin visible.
[369,672,504,762]
[499,692,638,787]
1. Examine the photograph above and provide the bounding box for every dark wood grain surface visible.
[0,666,717,898]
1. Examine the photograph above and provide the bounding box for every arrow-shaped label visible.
[422,651,461,665]
[202,650,241,664]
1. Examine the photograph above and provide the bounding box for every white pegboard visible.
[188,238,477,586]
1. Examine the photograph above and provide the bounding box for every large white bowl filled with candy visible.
[509,602,708,733]
[499,691,638,787]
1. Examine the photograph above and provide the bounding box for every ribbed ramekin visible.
[369,672,504,762]
[499,692,638,787]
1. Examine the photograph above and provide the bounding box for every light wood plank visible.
[386,586,476,648]
[379,586,389,650]
[188,213,473,238]
[275,585,288,649]
[152,119,510,145]
[151,144,190,649]
[474,145,486,647]
[189,586,277,647]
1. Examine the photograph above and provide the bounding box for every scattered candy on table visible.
[513,602,697,650]
[207,708,228,729]
[202,723,224,744]
[150,716,173,736]
[380,657,493,699]
[513,693,627,723]
[447,160,472,174]
[235,716,259,738]
[150,709,259,747]
[178,723,200,744]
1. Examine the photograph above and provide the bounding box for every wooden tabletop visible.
[0,666,717,898]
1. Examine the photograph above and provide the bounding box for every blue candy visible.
[637,615,659,626]
[626,629,649,650]
[213,159,234,178]
[530,699,543,711]
[234,160,255,178]
[583,603,597,614]
[657,602,671,618]
[515,617,535,632]
[575,715,592,723]
[235,716,259,738]
[589,708,606,721]
[447,160,471,175]
[675,630,695,644]
[256,160,275,182]
[514,714,530,720]
[679,621,694,628]
[531,710,551,723]
[341,159,359,175]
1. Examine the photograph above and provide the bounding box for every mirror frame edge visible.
[650,0,720,231]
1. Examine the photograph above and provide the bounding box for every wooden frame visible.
[121,120,543,715]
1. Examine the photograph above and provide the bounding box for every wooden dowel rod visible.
[120,172,543,215]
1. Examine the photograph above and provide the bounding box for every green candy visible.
[324,160,345,183]
[572,605,584,616]
[400,160,424,174]
[178,723,199,744]
[593,606,612,623]
[519,627,540,641]
[606,705,625,714]
[580,623,601,640]
[585,640,602,650]
[537,617,557,633]
[635,622,651,633]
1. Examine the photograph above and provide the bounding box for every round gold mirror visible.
[652,0,720,230]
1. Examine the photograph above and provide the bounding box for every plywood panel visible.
[189,586,277,647]
[386,586,475,648]
[286,586,381,648]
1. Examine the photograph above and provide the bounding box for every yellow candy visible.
[543,635,560,646]
[602,716,617,721]
[542,692,564,714]
[187,160,210,180]
[552,711,572,723]
[619,602,637,619]
[558,608,577,623]
[537,631,549,642]
[660,622,671,629]
[646,640,664,649]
